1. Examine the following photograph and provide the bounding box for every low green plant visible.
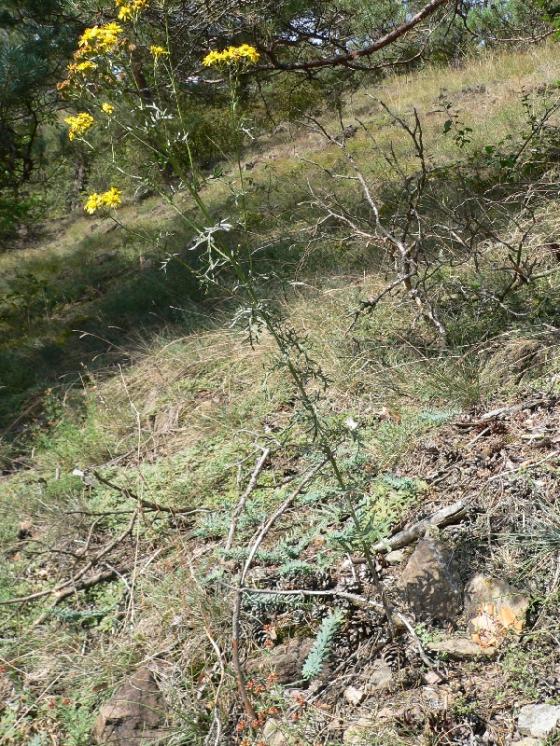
[302,610,345,680]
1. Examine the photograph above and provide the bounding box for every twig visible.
[0,511,137,607]
[225,446,270,551]
[33,568,122,627]
[92,471,208,515]
[232,460,327,720]
[349,500,469,561]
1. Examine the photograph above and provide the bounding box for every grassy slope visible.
[2,45,560,744]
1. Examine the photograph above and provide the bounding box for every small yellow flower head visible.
[116,0,148,21]
[84,193,103,214]
[79,23,123,53]
[65,112,94,141]
[73,61,98,74]
[101,102,115,115]
[102,186,122,209]
[150,45,169,59]
[202,44,260,68]
[117,5,133,20]
[84,186,122,214]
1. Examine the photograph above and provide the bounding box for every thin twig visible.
[225,446,270,551]
[232,460,327,720]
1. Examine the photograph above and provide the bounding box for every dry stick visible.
[342,501,468,566]
[92,470,207,515]
[453,396,553,429]
[370,500,468,554]
[32,568,121,627]
[0,511,137,607]
[232,460,327,721]
[225,447,270,552]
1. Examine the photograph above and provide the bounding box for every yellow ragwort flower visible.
[149,45,169,59]
[202,44,260,68]
[101,102,115,115]
[65,112,94,141]
[116,0,148,20]
[79,23,123,53]
[84,193,103,214]
[74,61,98,74]
[84,186,122,214]
[102,186,122,208]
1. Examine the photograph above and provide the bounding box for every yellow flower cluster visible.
[65,112,94,141]
[101,103,115,115]
[115,0,148,21]
[202,44,260,68]
[150,45,169,59]
[78,23,123,53]
[73,61,98,74]
[84,187,123,214]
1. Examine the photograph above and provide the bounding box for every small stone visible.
[263,718,289,745]
[92,667,165,745]
[427,637,497,660]
[366,661,394,692]
[515,739,544,746]
[423,670,443,685]
[398,537,462,623]
[247,638,313,684]
[343,717,375,744]
[385,550,405,565]
[465,574,530,648]
[518,704,560,739]
[344,686,365,706]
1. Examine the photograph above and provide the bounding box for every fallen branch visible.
[93,471,208,515]
[32,568,121,627]
[225,447,270,551]
[350,500,469,563]
[0,512,137,607]
[453,397,555,429]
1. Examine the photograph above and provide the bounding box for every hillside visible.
[3,45,560,745]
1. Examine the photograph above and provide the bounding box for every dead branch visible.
[92,471,208,515]
[32,568,122,627]
[225,446,270,551]
[0,511,137,607]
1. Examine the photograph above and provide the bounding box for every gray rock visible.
[247,637,313,684]
[92,667,166,745]
[518,704,560,738]
[427,637,497,660]
[366,660,394,692]
[515,739,544,746]
[398,537,462,623]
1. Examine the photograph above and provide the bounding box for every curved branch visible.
[257,0,451,72]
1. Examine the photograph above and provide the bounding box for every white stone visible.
[343,686,365,706]
[518,704,560,738]
[385,549,405,565]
